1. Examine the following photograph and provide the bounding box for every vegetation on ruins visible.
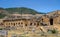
[51,29,58,34]
[47,29,58,34]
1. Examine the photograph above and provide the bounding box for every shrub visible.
[51,29,58,34]
[48,29,58,34]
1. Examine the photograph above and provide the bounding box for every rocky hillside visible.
[5,7,42,14]
[0,7,44,18]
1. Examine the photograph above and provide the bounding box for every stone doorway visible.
[50,18,53,25]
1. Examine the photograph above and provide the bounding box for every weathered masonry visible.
[1,11,60,28]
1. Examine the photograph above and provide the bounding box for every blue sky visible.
[0,0,60,13]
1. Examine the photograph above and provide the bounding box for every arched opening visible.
[50,18,53,25]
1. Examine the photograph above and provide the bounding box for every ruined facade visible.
[2,12,60,27]
[0,11,60,37]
